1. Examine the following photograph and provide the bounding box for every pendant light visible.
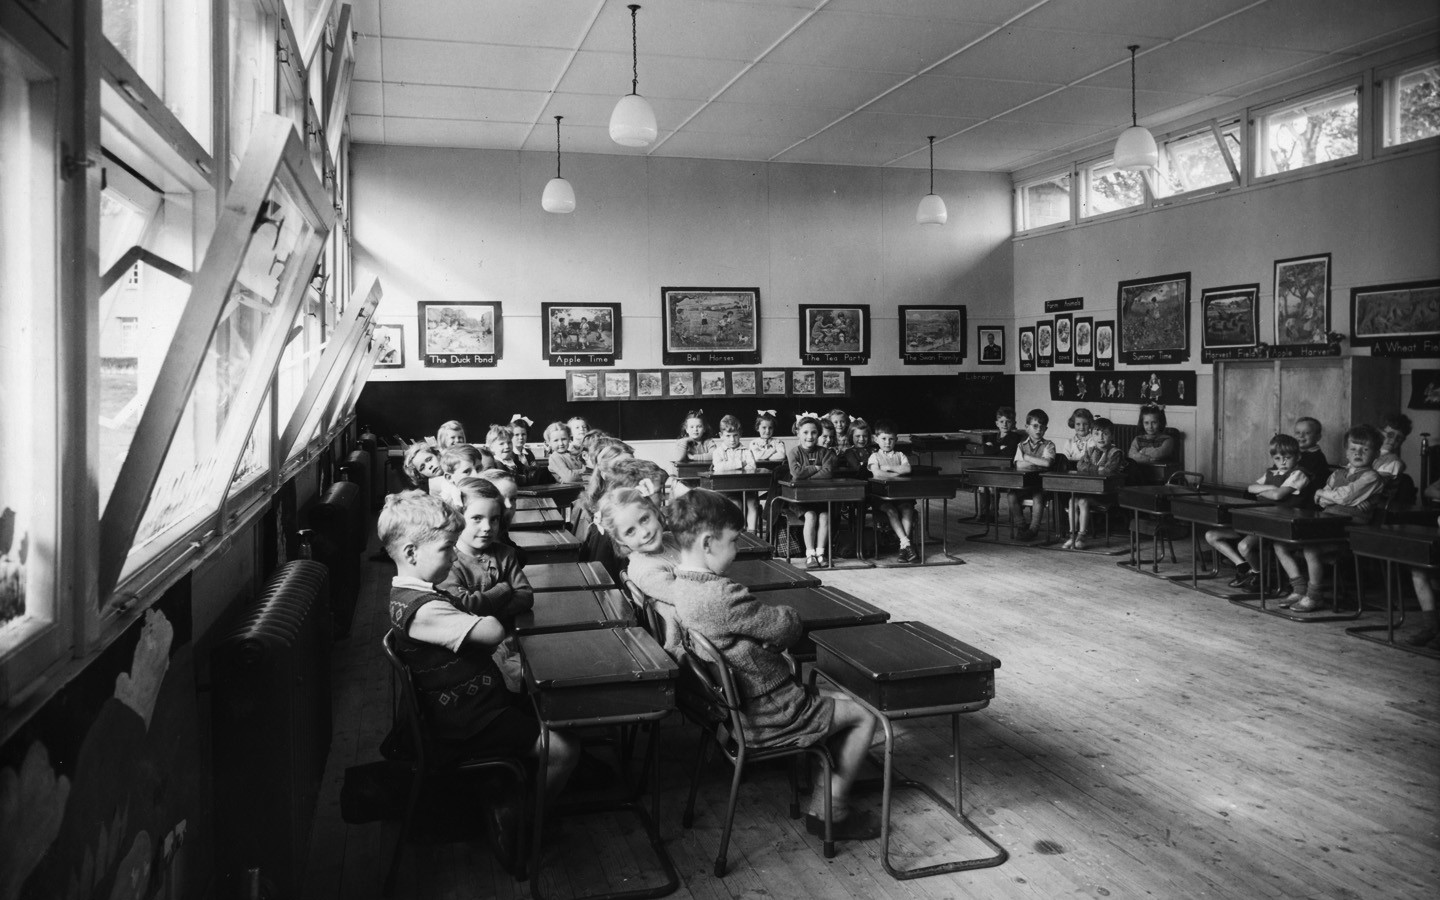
[541,115,576,214]
[1113,45,1158,171]
[609,4,657,147]
[916,136,947,225]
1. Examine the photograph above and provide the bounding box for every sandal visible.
[804,554,821,570]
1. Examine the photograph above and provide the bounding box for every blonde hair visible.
[596,487,665,556]
[377,490,461,557]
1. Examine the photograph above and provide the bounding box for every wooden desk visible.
[509,506,566,530]
[519,627,679,899]
[1346,524,1440,654]
[768,478,872,568]
[1167,494,1275,588]
[809,622,1005,879]
[1042,472,1125,554]
[701,470,775,535]
[951,454,1016,523]
[1116,484,1203,573]
[510,527,582,564]
[754,585,890,657]
[675,460,710,485]
[962,467,1042,541]
[514,496,559,511]
[1227,507,1356,618]
[725,558,822,592]
[526,561,618,593]
[867,475,964,564]
[734,530,772,560]
[513,588,633,636]
[516,482,584,517]
[898,433,971,468]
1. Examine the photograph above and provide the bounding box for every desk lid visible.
[756,586,889,628]
[520,626,677,688]
[514,588,629,632]
[727,558,822,588]
[811,621,999,681]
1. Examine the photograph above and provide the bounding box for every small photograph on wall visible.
[821,369,849,395]
[761,369,788,395]
[791,369,817,395]
[977,326,1005,365]
[730,370,757,395]
[1095,320,1115,371]
[1037,320,1054,368]
[700,370,728,396]
[636,370,663,398]
[373,323,404,368]
[1054,313,1073,365]
[1352,279,1440,356]
[799,304,870,365]
[602,371,633,399]
[419,301,501,367]
[1118,272,1190,365]
[898,305,966,364]
[542,302,620,367]
[1407,370,1440,409]
[1273,253,1330,345]
[567,370,599,401]
[1018,327,1036,372]
[667,370,697,397]
[1201,283,1260,363]
[661,286,760,365]
[1074,317,1093,368]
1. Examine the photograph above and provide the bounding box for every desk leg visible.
[916,500,927,564]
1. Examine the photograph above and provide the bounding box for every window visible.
[1382,58,1440,148]
[101,0,213,151]
[1254,84,1360,177]
[228,0,275,177]
[1016,172,1071,231]
[1080,159,1146,218]
[1153,121,1241,199]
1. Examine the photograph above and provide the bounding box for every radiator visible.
[212,560,333,899]
[306,482,363,636]
[339,449,374,513]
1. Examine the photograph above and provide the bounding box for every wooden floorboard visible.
[302,501,1440,899]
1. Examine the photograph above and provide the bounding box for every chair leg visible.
[383,770,425,896]
[682,737,710,828]
[714,754,749,877]
[787,758,801,819]
[816,751,835,859]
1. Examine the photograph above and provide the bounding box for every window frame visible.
[1376,53,1440,157]
[1014,168,1075,234]
[1250,79,1364,183]
[1077,155,1150,221]
[1150,118,1242,204]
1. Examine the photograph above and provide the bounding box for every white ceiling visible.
[345,0,1440,172]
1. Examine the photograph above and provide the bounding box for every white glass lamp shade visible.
[916,192,948,225]
[1114,124,1159,171]
[609,93,657,147]
[542,176,576,214]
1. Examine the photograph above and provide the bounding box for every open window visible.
[1253,83,1361,179]
[100,0,213,152]
[228,0,278,179]
[1379,55,1440,151]
[323,3,355,162]
[1152,119,1241,200]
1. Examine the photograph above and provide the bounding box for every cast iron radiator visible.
[340,449,373,512]
[306,480,364,635]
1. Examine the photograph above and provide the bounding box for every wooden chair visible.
[380,631,530,894]
[680,631,837,875]
[1130,470,1203,564]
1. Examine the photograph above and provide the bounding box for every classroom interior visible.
[2,2,1438,900]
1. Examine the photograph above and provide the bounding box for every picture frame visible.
[699,370,729,396]
[1117,272,1190,365]
[541,302,620,367]
[799,304,870,365]
[635,370,664,398]
[1073,317,1093,368]
[419,301,501,367]
[1037,320,1054,368]
[976,326,1005,366]
[666,370,697,398]
[898,305,967,364]
[1350,279,1440,354]
[601,371,633,399]
[1273,254,1330,345]
[1201,283,1261,362]
[372,323,404,368]
[730,370,757,395]
[761,370,788,396]
[1053,312,1073,365]
[1095,320,1116,371]
[820,369,850,395]
[791,369,817,395]
[566,370,599,401]
[1018,326,1036,372]
[661,286,760,365]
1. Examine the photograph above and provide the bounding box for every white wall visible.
[1013,147,1440,478]
[352,145,1014,380]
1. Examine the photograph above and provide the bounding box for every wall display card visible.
[1051,371,1196,406]
[1200,284,1261,363]
[1044,297,1084,313]
[1054,312,1073,365]
[1037,320,1054,368]
[1018,326,1036,372]
[661,286,760,365]
[898,305,966,364]
[566,370,599,401]
[820,369,849,394]
[542,302,620,367]
[601,371,633,399]
[1118,272,1190,365]
[699,370,729,396]
[790,369,817,395]
[730,370,757,395]
[799,304,870,365]
[1095,320,1115,371]
[1407,370,1440,409]
[419,301,501,367]
[1351,279,1440,357]
[667,370,697,397]
[761,370,788,395]
[1273,253,1330,346]
[373,323,404,368]
[977,326,1005,365]
[1073,317,1093,368]
[635,370,663,398]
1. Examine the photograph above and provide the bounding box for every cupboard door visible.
[1218,362,1276,483]
[1279,360,1350,466]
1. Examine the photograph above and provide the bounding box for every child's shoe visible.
[1060,533,1076,550]
[1073,533,1087,550]
[1405,624,1440,647]
[1227,563,1253,588]
[805,554,821,570]
[897,546,917,563]
[1288,592,1328,613]
[1279,592,1305,608]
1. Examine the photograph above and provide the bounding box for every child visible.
[831,414,853,456]
[485,424,519,477]
[544,421,586,484]
[787,416,837,568]
[711,415,761,532]
[1066,417,1125,550]
[509,415,540,485]
[1008,409,1056,542]
[841,419,873,475]
[664,489,880,840]
[584,457,672,582]
[1293,417,1330,495]
[1375,413,1411,480]
[401,441,443,490]
[1127,404,1175,465]
[479,468,526,566]
[818,418,838,450]
[441,444,489,482]
[826,409,849,444]
[378,491,577,803]
[673,409,712,468]
[1273,425,1386,612]
[1060,408,1097,470]
[869,420,918,562]
[566,416,589,455]
[598,487,683,651]
[435,420,467,450]
[1207,434,1309,588]
[749,411,787,464]
[977,406,1021,522]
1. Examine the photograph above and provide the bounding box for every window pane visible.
[228,0,272,176]
[102,0,213,151]
[277,289,324,445]
[1154,122,1240,198]
[1385,61,1440,147]
[1255,86,1359,176]
[1018,173,1070,230]
[230,389,272,502]
[1081,161,1145,218]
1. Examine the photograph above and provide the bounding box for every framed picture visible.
[635,370,664,398]
[373,323,404,368]
[761,369,788,395]
[1037,320,1054,368]
[1117,272,1190,365]
[1053,313,1073,365]
[602,371,633,399]
[541,302,620,366]
[1018,326,1036,372]
[791,369,817,395]
[820,369,850,395]
[566,370,599,401]
[419,301,501,367]
[799,304,870,365]
[1273,254,1330,345]
[699,370,729,396]
[730,370,757,395]
[976,326,1005,366]
[1200,283,1260,362]
[661,286,760,365]
[1351,279,1440,355]
[898,305,966,364]
[1095,320,1115,371]
[1408,370,1440,409]
[1074,317,1094,368]
[667,370,697,397]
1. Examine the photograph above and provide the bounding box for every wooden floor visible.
[303,505,1440,900]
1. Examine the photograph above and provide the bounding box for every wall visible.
[1012,146,1440,478]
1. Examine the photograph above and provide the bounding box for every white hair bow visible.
[795,411,819,422]
[758,409,776,416]
[510,414,533,427]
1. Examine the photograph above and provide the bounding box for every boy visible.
[665,489,880,840]
[441,443,490,481]
[868,421,919,562]
[544,421,586,484]
[1208,434,1310,590]
[1008,409,1056,542]
[378,491,577,803]
[1375,413,1411,480]
[1067,418,1126,550]
[976,406,1022,522]
[567,416,589,454]
[1293,417,1329,490]
[1273,425,1386,612]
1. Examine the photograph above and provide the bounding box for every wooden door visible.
[1216,361,1276,484]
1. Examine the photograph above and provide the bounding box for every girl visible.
[749,411,786,463]
[818,419,838,449]
[597,486,684,652]
[434,420,467,450]
[1059,408,1097,540]
[544,421,586,484]
[1067,418,1126,550]
[786,416,837,569]
[567,416,589,454]
[826,409,849,442]
[673,409,713,467]
[711,415,760,532]
[840,419,872,475]
[1128,404,1175,464]
[401,441,443,489]
[509,415,539,485]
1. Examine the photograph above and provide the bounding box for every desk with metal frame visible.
[953,455,1016,523]
[513,588,633,636]
[866,475,964,564]
[754,585,890,659]
[1040,472,1126,555]
[700,469,775,536]
[962,467,1044,543]
[1166,493,1275,589]
[526,560,618,593]
[1226,507,1356,621]
[510,527,583,564]
[1116,484,1203,573]
[725,558,823,592]
[768,478,873,568]
[517,482,585,518]
[1346,524,1440,656]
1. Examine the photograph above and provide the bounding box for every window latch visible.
[61,151,96,181]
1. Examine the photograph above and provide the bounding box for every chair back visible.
[1167,470,1203,490]
[622,575,662,639]
[381,630,431,769]
[681,631,746,743]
